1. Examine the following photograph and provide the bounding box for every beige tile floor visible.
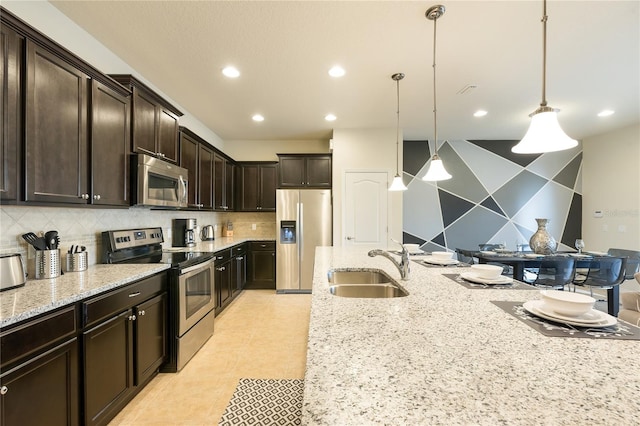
[109,290,311,426]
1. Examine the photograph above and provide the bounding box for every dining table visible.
[462,249,622,317]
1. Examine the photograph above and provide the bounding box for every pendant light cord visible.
[396,77,401,175]
[432,10,439,157]
[541,0,548,107]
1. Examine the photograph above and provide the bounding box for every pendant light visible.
[512,0,578,154]
[422,5,452,182]
[389,73,408,192]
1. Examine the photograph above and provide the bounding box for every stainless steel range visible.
[102,227,215,372]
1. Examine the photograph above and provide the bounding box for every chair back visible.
[455,248,476,264]
[607,248,640,280]
[582,256,627,287]
[530,257,576,288]
[478,243,503,251]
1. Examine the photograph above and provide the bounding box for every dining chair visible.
[523,257,576,290]
[607,248,640,281]
[477,243,512,275]
[572,256,627,297]
[455,248,477,264]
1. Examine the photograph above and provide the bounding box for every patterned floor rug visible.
[219,378,304,425]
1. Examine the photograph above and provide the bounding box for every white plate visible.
[422,257,459,266]
[459,272,512,285]
[569,253,592,258]
[409,249,425,255]
[524,253,544,259]
[523,300,617,328]
[535,301,605,324]
[480,250,496,255]
[586,251,608,256]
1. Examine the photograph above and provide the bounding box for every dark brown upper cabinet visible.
[110,74,182,164]
[236,162,277,211]
[2,8,131,207]
[277,154,332,188]
[0,22,23,202]
[214,152,235,211]
[179,127,214,210]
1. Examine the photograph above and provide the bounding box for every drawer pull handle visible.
[129,292,141,298]
[1,386,8,395]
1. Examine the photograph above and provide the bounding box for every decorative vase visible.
[529,218,557,255]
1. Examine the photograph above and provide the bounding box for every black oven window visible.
[185,268,212,318]
[148,173,179,201]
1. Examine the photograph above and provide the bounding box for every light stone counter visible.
[302,246,639,425]
[0,264,170,328]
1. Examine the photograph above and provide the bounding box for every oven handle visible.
[180,257,215,274]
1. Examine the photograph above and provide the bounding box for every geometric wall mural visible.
[402,140,583,253]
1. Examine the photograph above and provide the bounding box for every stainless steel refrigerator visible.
[276,189,332,293]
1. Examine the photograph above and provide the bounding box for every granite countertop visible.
[302,246,639,425]
[0,236,275,329]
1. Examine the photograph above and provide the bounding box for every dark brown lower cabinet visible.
[215,249,233,315]
[246,241,276,289]
[0,338,79,426]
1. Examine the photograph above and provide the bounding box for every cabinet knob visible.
[80,193,89,200]
[237,256,244,261]
[128,315,137,321]
[93,194,101,200]
[139,310,146,316]
[346,236,354,240]
[0,386,8,395]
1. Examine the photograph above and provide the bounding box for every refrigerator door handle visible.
[298,202,303,262]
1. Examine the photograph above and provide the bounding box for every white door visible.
[343,172,388,247]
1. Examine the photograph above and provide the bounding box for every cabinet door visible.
[83,310,133,426]
[259,164,277,210]
[90,80,130,206]
[239,164,259,211]
[0,23,23,202]
[215,260,232,314]
[247,248,276,289]
[179,131,198,207]
[157,108,179,164]
[134,293,167,385]
[214,153,226,210]
[198,143,214,210]
[232,253,247,295]
[131,88,157,157]
[278,156,305,187]
[25,41,88,204]
[306,156,332,187]
[225,161,235,211]
[0,338,79,426]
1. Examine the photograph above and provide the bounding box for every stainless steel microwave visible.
[133,154,189,208]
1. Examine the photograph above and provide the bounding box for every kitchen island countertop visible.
[302,246,639,425]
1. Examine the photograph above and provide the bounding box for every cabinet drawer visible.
[214,249,231,264]
[83,272,167,328]
[250,241,275,251]
[231,244,247,257]
[0,306,77,369]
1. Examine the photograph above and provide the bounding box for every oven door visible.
[178,258,215,336]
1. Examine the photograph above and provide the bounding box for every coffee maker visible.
[172,218,197,247]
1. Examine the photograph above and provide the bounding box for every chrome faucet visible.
[368,240,410,280]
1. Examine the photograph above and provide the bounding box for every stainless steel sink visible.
[329,283,408,298]
[327,269,392,284]
[327,269,408,298]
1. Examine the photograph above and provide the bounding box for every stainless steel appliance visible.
[276,189,332,293]
[0,253,26,291]
[200,225,215,241]
[132,154,188,208]
[172,218,197,247]
[102,227,215,372]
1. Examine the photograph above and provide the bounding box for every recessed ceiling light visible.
[597,109,615,117]
[252,114,264,122]
[325,114,337,121]
[222,66,240,78]
[328,66,345,78]
[473,110,488,117]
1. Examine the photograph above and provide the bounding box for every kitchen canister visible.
[35,249,61,279]
[66,251,88,272]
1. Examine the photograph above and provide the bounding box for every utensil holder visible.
[66,251,88,272]
[35,249,60,279]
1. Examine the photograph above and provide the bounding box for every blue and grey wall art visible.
[402,140,582,253]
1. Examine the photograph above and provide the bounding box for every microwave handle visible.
[179,175,188,204]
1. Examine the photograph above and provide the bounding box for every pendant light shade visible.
[422,5,452,182]
[511,0,578,154]
[389,72,407,192]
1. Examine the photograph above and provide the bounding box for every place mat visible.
[413,260,471,269]
[443,273,536,290]
[219,378,303,425]
[492,301,640,340]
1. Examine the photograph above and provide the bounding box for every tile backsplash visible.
[1,206,275,267]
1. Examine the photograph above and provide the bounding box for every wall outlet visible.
[251,223,257,231]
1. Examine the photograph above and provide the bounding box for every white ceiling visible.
[49,0,639,142]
